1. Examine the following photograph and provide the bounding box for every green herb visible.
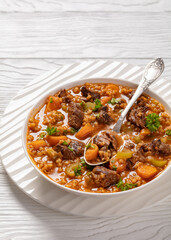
[70,128,77,134]
[111,159,115,163]
[108,98,121,105]
[86,172,92,175]
[86,143,95,149]
[45,126,58,135]
[74,165,82,176]
[96,113,100,118]
[116,178,137,191]
[50,98,53,103]
[93,99,102,111]
[38,132,46,139]
[146,113,160,132]
[80,158,94,171]
[61,115,64,121]
[68,146,74,152]
[62,140,69,146]
[80,101,85,107]
[166,130,171,136]
[63,129,68,135]
[112,166,117,171]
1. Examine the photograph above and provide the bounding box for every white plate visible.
[0,60,171,217]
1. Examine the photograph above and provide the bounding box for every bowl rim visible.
[22,77,171,197]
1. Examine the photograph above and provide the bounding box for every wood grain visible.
[0,12,170,58]
[0,0,170,12]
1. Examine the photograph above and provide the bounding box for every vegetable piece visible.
[45,96,61,112]
[46,136,67,146]
[101,96,112,105]
[115,151,133,159]
[133,135,141,144]
[75,123,94,140]
[137,164,157,179]
[46,148,58,160]
[45,126,58,135]
[65,163,80,178]
[93,99,102,111]
[80,158,94,170]
[116,178,137,191]
[146,113,160,132]
[108,98,121,105]
[166,129,171,136]
[30,140,46,150]
[74,165,82,176]
[85,144,99,162]
[105,84,119,94]
[140,128,151,137]
[150,159,167,167]
[84,102,96,110]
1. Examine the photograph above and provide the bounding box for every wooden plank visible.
[0,12,170,58]
[0,173,171,240]
[0,0,170,12]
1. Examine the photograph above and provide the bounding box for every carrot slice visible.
[101,96,112,105]
[85,144,99,162]
[105,84,119,94]
[46,136,67,146]
[45,96,62,112]
[75,123,94,140]
[137,164,157,179]
[30,140,47,150]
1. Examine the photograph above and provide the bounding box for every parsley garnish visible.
[74,165,82,176]
[116,178,137,191]
[96,113,100,118]
[63,129,68,135]
[108,98,121,105]
[50,98,53,103]
[166,130,171,136]
[80,158,94,171]
[86,143,95,149]
[112,166,117,171]
[70,128,77,134]
[38,132,46,139]
[93,99,102,111]
[146,113,160,132]
[62,140,69,146]
[60,115,64,121]
[68,146,74,152]
[45,126,58,135]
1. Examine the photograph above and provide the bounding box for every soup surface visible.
[26,83,171,193]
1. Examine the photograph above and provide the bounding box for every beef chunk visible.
[97,106,114,125]
[55,140,85,160]
[58,89,71,103]
[151,139,171,156]
[68,102,84,130]
[69,140,85,156]
[127,106,147,128]
[81,86,100,101]
[55,144,75,160]
[94,131,117,151]
[91,166,119,188]
[126,158,135,170]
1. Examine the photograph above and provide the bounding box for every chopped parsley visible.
[70,128,77,134]
[63,129,68,135]
[96,113,100,118]
[116,178,137,191]
[80,101,85,107]
[93,99,102,111]
[108,98,121,105]
[38,132,46,139]
[74,165,82,176]
[146,113,160,132]
[62,140,69,146]
[49,98,53,103]
[112,166,117,171]
[45,126,58,135]
[166,130,171,136]
[86,143,95,149]
[80,158,94,171]
[61,115,64,121]
[68,146,74,152]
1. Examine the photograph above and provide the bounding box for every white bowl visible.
[22,78,171,198]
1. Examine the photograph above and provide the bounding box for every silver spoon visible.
[84,58,165,166]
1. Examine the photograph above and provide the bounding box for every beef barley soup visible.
[26,83,171,193]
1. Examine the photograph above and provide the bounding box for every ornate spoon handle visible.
[113,58,164,133]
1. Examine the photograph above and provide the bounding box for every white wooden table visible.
[0,1,171,239]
